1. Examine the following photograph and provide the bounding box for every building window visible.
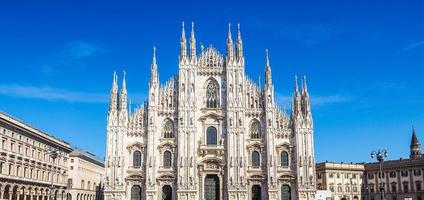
[416,181,422,191]
[70,166,73,170]
[337,184,343,193]
[403,182,409,193]
[317,173,322,179]
[368,173,374,179]
[352,174,357,178]
[206,80,219,108]
[414,169,422,176]
[391,182,397,192]
[329,185,334,192]
[252,151,260,168]
[163,151,172,168]
[389,171,396,178]
[163,119,174,138]
[68,178,73,188]
[81,180,85,190]
[281,185,291,200]
[0,162,3,174]
[206,126,217,145]
[133,151,142,167]
[337,173,340,179]
[250,120,261,139]
[329,173,334,178]
[401,170,408,177]
[87,181,91,190]
[281,151,289,167]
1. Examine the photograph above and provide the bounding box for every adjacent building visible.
[0,111,73,200]
[104,22,316,200]
[67,149,105,200]
[317,129,424,200]
[363,129,424,200]
[316,162,365,200]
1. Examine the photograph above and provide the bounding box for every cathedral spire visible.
[236,23,243,60]
[265,49,272,86]
[189,22,196,60]
[109,71,119,112]
[150,47,158,87]
[180,21,187,61]
[226,23,234,60]
[410,127,422,159]
[119,71,127,111]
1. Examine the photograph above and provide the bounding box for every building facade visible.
[68,149,105,200]
[363,129,424,200]
[0,111,73,200]
[104,23,316,200]
[316,162,365,200]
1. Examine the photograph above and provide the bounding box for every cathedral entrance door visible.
[204,174,220,200]
[252,185,261,200]
[162,185,172,200]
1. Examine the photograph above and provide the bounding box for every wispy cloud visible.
[66,41,102,59]
[275,92,353,107]
[0,84,109,103]
[0,84,147,104]
[40,41,103,76]
[401,40,424,52]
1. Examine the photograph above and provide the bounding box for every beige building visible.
[363,129,424,200]
[316,162,365,200]
[0,111,73,200]
[67,149,104,200]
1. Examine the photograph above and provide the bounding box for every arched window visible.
[281,151,289,167]
[206,80,219,108]
[131,185,142,200]
[252,151,260,168]
[206,126,217,145]
[250,120,261,139]
[281,185,291,200]
[133,151,141,167]
[163,151,172,168]
[163,119,174,138]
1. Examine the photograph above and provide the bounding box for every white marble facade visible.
[104,22,316,200]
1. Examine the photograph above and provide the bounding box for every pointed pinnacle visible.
[152,46,157,65]
[294,75,299,93]
[265,49,270,67]
[191,22,195,38]
[237,23,241,39]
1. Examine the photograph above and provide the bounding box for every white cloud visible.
[66,41,102,59]
[275,92,352,107]
[0,84,108,103]
[401,40,424,52]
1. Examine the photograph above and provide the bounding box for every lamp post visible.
[46,147,65,200]
[371,149,388,200]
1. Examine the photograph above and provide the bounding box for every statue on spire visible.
[189,22,196,60]
[150,47,158,87]
[236,23,243,60]
[227,23,234,60]
[265,49,272,86]
[180,21,187,61]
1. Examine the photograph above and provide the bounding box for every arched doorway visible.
[281,185,291,200]
[204,175,220,200]
[131,185,142,200]
[252,185,261,200]
[162,185,172,200]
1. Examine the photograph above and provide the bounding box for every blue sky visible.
[0,0,423,163]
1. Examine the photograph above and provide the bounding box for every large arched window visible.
[281,151,289,167]
[163,119,174,138]
[252,151,260,168]
[131,185,142,200]
[163,151,172,168]
[206,126,217,145]
[206,80,219,108]
[250,120,261,139]
[133,151,141,167]
[281,185,291,200]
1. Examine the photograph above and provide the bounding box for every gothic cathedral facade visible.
[104,23,316,200]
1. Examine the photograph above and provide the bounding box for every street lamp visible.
[46,147,65,200]
[370,149,388,200]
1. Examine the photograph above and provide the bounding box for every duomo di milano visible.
[104,22,315,200]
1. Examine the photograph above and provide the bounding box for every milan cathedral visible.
[104,22,316,200]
